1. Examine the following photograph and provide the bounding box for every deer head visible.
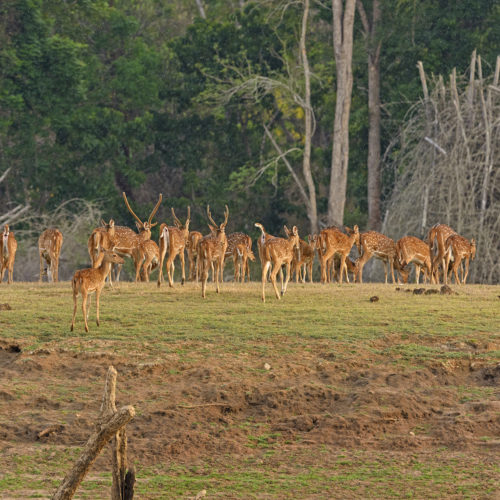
[123,192,162,235]
[171,206,191,238]
[207,205,229,237]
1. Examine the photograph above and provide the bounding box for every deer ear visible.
[293,226,298,235]
[354,225,359,232]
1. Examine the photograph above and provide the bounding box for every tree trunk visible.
[328,0,356,226]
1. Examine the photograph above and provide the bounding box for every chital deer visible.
[38,228,63,282]
[292,236,316,283]
[331,255,358,283]
[428,223,456,284]
[110,192,162,282]
[88,220,116,267]
[318,226,359,284]
[133,239,160,282]
[356,231,398,284]
[0,224,17,284]
[157,207,190,287]
[444,235,476,284]
[187,230,203,282]
[198,205,229,298]
[396,236,433,284]
[70,250,125,333]
[255,223,283,284]
[256,223,299,302]
[224,232,254,282]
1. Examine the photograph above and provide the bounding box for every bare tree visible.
[327,0,356,226]
[383,53,500,284]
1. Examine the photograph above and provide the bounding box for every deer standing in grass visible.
[88,220,116,268]
[70,250,125,333]
[39,228,63,283]
[198,205,229,298]
[187,231,203,282]
[396,236,433,284]
[428,223,457,284]
[157,207,190,287]
[133,239,160,282]
[224,232,254,282]
[444,235,476,284]
[110,192,162,282]
[318,226,359,284]
[292,236,316,283]
[256,223,299,302]
[0,224,17,284]
[356,231,405,284]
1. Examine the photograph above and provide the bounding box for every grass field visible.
[0,280,499,499]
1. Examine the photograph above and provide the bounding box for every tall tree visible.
[328,0,356,226]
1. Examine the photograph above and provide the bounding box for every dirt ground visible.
[1,335,499,477]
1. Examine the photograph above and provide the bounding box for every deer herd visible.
[1,194,477,330]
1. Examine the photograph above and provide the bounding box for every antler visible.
[222,204,229,228]
[186,206,191,223]
[148,194,162,226]
[206,205,218,227]
[171,207,181,227]
[122,192,143,225]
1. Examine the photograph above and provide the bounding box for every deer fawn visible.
[198,205,229,298]
[1,224,17,284]
[70,250,125,333]
[444,235,476,284]
[428,223,456,284]
[396,236,433,284]
[38,228,63,283]
[256,223,299,302]
[157,207,190,287]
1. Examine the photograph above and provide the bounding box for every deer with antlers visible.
[444,235,476,284]
[187,230,203,282]
[70,250,125,333]
[256,223,299,302]
[0,224,17,284]
[428,223,457,284]
[224,232,254,282]
[157,207,190,287]
[396,236,433,284]
[198,205,229,298]
[107,192,162,282]
[38,228,63,283]
[318,226,359,284]
[133,239,160,282]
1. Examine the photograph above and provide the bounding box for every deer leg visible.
[157,240,167,287]
[282,262,292,296]
[261,260,271,302]
[201,258,208,298]
[463,257,470,284]
[270,262,281,300]
[180,251,186,285]
[81,291,89,333]
[39,252,44,282]
[8,259,14,284]
[70,290,78,332]
[356,251,371,284]
[95,288,101,326]
[166,253,175,287]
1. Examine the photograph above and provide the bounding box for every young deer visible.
[318,226,359,284]
[224,232,254,282]
[133,239,160,282]
[396,236,433,284]
[256,223,299,302]
[87,219,117,286]
[70,250,125,333]
[356,231,398,284]
[292,236,316,283]
[39,228,63,283]
[187,230,203,282]
[427,223,456,284]
[444,235,476,284]
[157,207,190,287]
[198,205,229,298]
[1,224,17,284]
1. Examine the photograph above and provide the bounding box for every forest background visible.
[0,0,499,282]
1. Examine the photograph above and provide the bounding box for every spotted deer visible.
[88,220,116,268]
[396,236,433,284]
[428,223,457,283]
[444,235,476,284]
[38,228,63,283]
[256,223,299,302]
[187,230,203,282]
[356,231,398,284]
[224,232,254,282]
[70,250,125,332]
[133,239,160,282]
[198,205,229,298]
[157,207,190,287]
[110,192,162,282]
[0,224,17,284]
[292,236,316,283]
[318,226,359,284]
[331,255,358,283]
